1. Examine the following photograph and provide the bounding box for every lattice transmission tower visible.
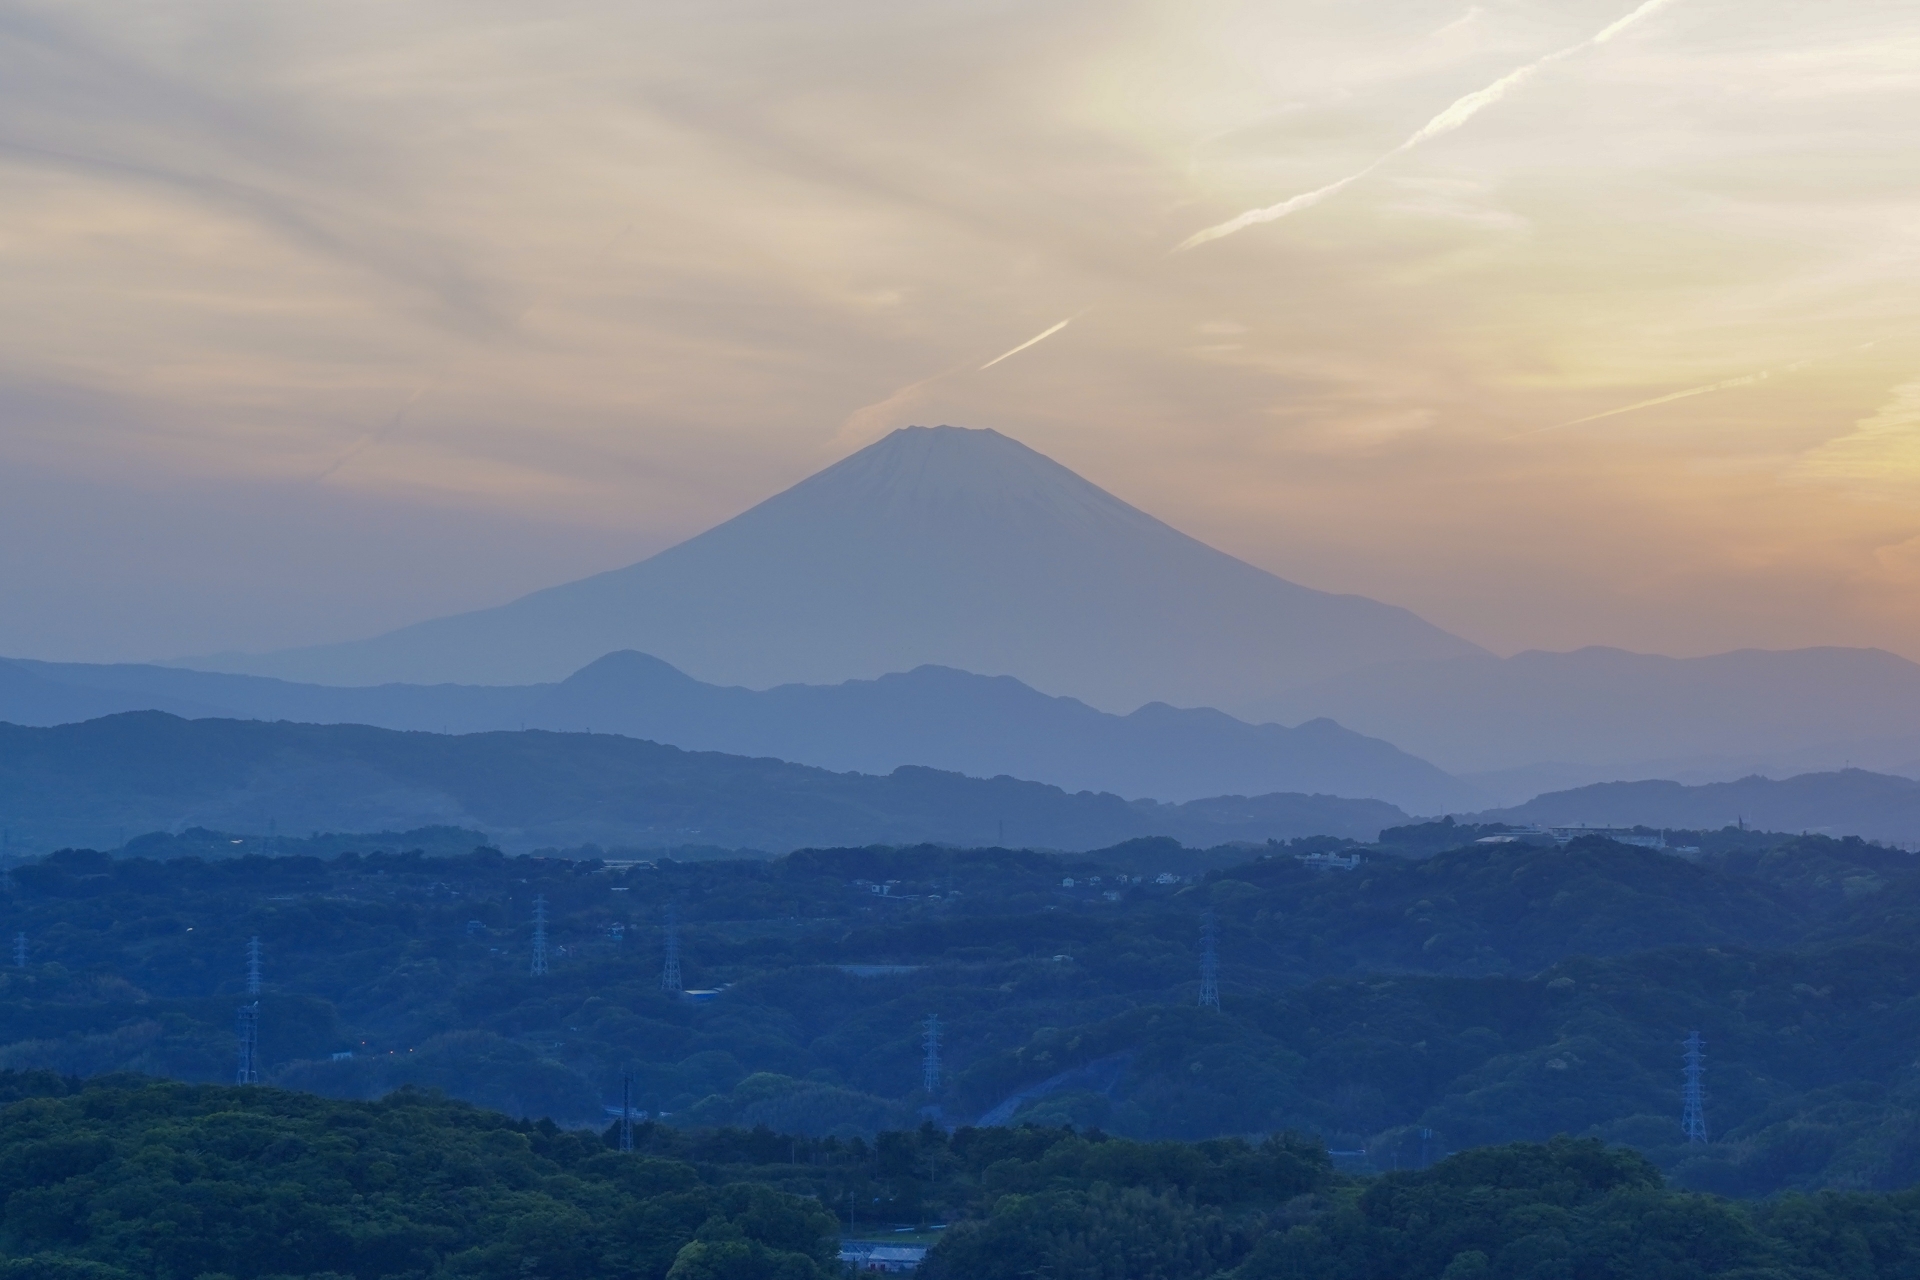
[1681,1031,1708,1143]
[922,1014,942,1094]
[619,1071,636,1153]
[661,903,682,993]
[236,1004,260,1084]
[1198,911,1220,1010]
[236,938,262,1085]
[530,895,549,976]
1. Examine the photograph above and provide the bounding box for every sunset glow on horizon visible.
[2,0,1916,666]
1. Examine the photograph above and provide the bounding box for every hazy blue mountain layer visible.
[0,711,1409,855]
[0,654,532,731]
[1266,645,1920,799]
[1,650,1479,813]
[169,426,1481,711]
[1477,767,1920,845]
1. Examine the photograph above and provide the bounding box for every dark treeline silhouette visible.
[6,1076,1920,1280]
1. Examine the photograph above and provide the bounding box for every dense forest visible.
[4,824,1920,1200]
[7,1076,1920,1280]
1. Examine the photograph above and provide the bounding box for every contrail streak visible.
[980,313,1082,370]
[1522,340,1884,436]
[1174,168,1381,249]
[1176,0,1680,251]
[834,308,1095,444]
[313,380,435,482]
[1525,359,1816,436]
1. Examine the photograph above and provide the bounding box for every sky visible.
[2,0,1918,665]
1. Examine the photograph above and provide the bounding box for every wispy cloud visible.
[1429,6,1486,40]
[1175,0,1683,251]
[1795,376,1920,487]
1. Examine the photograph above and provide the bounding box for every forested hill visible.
[1480,768,1920,847]
[0,711,1405,855]
[6,1076,1920,1280]
[0,1075,843,1280]
[5,831,1920,1196]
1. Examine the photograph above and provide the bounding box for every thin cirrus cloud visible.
[1797,379,1920,490]
[0,0,1916,666]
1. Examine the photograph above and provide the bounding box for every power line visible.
[1682,1031,1708,1143]
[1199,911,1220,1010]
[661,903,682,993]
[530,895,549,977]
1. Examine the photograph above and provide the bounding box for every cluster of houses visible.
[1475,826,1701,854]
[1296,850,1362,871]
[838,1241,930,1273]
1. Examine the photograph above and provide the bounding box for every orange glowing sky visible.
[2,0,1917,664]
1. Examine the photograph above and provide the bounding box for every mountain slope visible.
[0,658,227,724]
[1263,645,1920,793]
[3,651,1479,812]
[0,711,1408,854]
[527,654,1478,812]
[171,426,1481,713]
[1,656,532,731]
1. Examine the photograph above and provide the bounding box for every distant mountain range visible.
[1266,646,1920,804]
[0,712,1411,856]
[22,426,1920,818]
[0,651,1478,813]
[167,425,1482,713]
[1479,769,1920,847]
[6,709,1918,855]
[21,643,1920,820]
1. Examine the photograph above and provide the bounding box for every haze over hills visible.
[25,425,1920,818]
[0,712,1410,855]
[533,653,1476,812]
[1477,769,1920,847]
[1265,646,1920,803]
[0,651,1480,813]
[170,426,1483,714]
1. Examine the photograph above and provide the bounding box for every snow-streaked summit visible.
[180,426,1482,713]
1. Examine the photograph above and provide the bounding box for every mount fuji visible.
[177,426,1482,714]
